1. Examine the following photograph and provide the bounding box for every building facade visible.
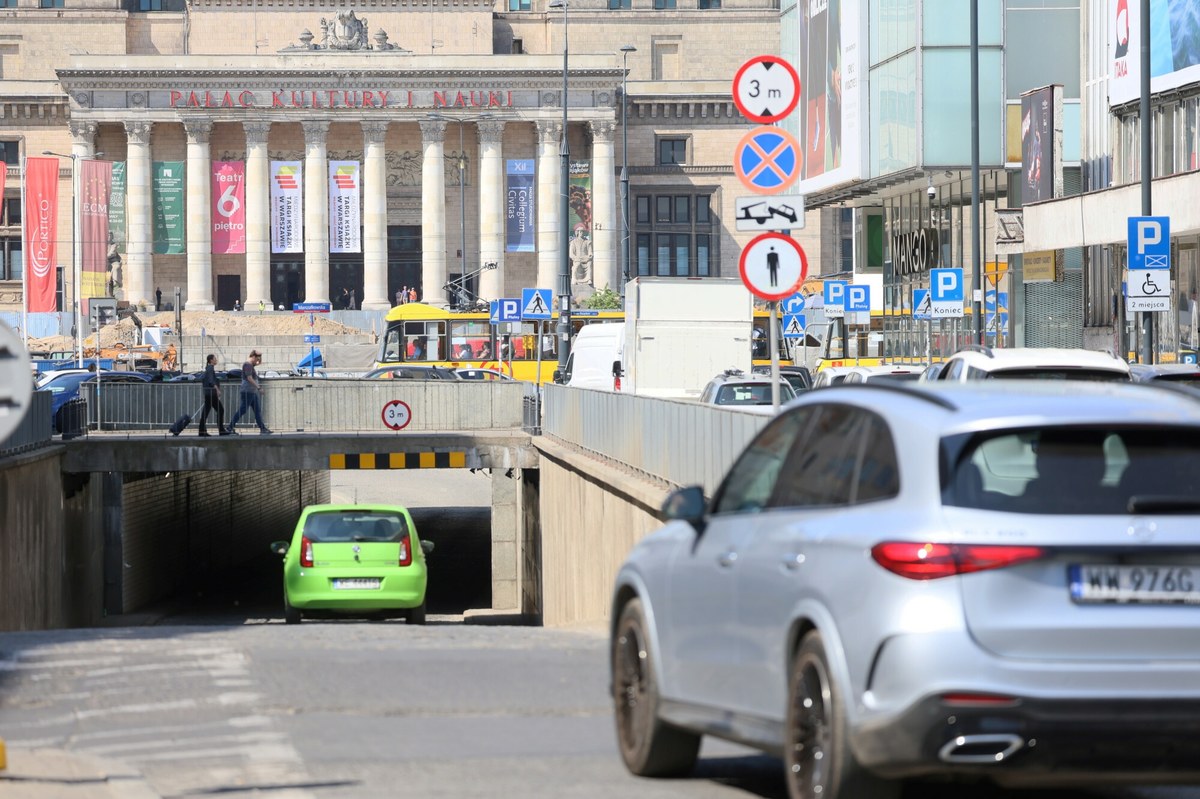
[1,0,799,316]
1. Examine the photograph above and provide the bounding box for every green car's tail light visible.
[871,542,1045,580]
[398,533,412,567]
[300,536,314,568]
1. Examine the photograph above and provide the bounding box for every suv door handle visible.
[782,553,806,571]
[717,550,738,568]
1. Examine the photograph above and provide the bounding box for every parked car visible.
[698,369,796,407]
[610,380,1200,798]
[841,365,922,383]
[934,346,1131,381]
[363,365,461,380]
[454,367,514,381]
[811,365,854,388]
[270,504,434,625]
[752,364,813,393]
[920,361,947,382]
[1129,362,1200,387]
[43,371,152,432]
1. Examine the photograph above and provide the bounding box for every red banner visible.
[23,157,59,313]
[80,159,113,300]
[211,160,246,254]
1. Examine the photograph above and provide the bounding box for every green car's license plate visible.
[331,578,381,590]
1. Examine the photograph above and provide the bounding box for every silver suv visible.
[698,369,795,406]
[611,380,1200,798]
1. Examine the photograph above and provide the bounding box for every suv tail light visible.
[398,533,412,567]
[871,542,1045,580]
[300,536,314,568]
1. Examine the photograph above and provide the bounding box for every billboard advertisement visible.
[1020,85,1063,204]
[1110,0,1200,106]
[794,0,865,195]
[505,159,535,253]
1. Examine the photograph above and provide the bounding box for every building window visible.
[511,38,524,54]
[654,0,677,8]
[698,0,721,7]
[0,0,15,9]
[138,0,163,9]
[839,207,854,272]
[609,0,632,7]
[2,197,20,226]
[0,141,18,166]
[658,138,687,165]
[0,237,21,281]
[508,0,531,9]
[40,0,65,7]
[634,192,717,278]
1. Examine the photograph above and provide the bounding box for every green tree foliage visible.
[580,286,622,310]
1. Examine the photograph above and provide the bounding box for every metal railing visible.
[0,391,53,458]
[542,384,768,495]
[81,379,530,433]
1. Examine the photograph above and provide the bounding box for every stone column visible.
[243,121,271,310]
[535,119,562,293]
[477,119,506,301]
[124,121,153,308]
[590,120,618,294]
[420,118,448,307]
[68,121,97,319]
[302,120,331,305]
[184,118,214,310]
[361,120,390,310]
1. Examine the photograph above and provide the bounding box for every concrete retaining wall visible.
[534,438,672,627]
[0,451,69,631]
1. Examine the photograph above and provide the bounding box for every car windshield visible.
[944,427,1200,514]
[715,383,794,405]
[987,368,1129,381]
[302,511,409,542]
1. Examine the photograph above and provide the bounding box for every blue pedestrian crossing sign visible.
[734,126,801,195]
[521,288,552,320]
[913,289,932,321]
[782,313,806,338]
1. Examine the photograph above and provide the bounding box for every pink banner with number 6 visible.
[211,160,246,254]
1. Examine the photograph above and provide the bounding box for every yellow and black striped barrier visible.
[329,452,467,470]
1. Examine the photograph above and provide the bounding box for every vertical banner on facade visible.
[23,156,59,313]
[211,161,246,254]
[567,160,594,284]
[328,160,361,253]
[152,161,185,254]
[109,161,126,254]
[271,160,303,254]
[1021,85,1062,204]
[505,159,535,253]
[80,159,113,299]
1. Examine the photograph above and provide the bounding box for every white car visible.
[841,365,922,384]
[933,346,1131,382]
[811,365,855,388]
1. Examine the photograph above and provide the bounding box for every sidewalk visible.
[0,747,159,799]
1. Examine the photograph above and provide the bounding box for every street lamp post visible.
[550,0,571,374]
[458,121,467,310]
[43,150,83,364]
[619,45,636,302]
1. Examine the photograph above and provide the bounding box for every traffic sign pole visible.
[770,300,780,413]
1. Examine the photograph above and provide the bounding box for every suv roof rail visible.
[832,380,959,410]
[959,344,995,358]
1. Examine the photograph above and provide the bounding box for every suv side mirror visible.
[662,486,706,532]
[612,360,623,378]
[553,369,563,384]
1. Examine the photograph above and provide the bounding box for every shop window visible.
[635,191,718,278]
[658,138,686,165]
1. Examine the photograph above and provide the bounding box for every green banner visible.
[109,161,126,254]
[152,161,185,255]
[567,160,592,235]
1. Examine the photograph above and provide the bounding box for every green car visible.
[271,504,433,625]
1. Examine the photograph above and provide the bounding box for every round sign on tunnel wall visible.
[381,400,412,431]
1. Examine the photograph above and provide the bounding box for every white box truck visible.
[619,277,752,399]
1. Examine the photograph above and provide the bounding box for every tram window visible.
[404,321,445,360]
[382,327,402,362]
[450,320,493,360]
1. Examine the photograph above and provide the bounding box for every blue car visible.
[43,371,151,432]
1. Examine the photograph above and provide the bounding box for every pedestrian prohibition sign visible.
[735,126,801,195]
[739,233,808,302]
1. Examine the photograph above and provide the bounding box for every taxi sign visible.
[738,233,808,302]
[734,127,801,195]
[732,55,801,124]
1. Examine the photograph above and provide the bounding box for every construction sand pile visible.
[26,311,374,355]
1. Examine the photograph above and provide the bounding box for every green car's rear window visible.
[303,511,408,542]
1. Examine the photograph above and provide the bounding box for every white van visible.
[557,323,625,391]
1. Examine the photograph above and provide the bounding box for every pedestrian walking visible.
[259,299,265,314]
[227,349,272,435]
[348,288,357,310]
[198,353,230,437]
[155,287,162,311]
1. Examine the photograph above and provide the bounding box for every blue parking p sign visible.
[823,280,848,318]
[1128,216,1170,270]
[846,285,870,313]
[930,268,964,319]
